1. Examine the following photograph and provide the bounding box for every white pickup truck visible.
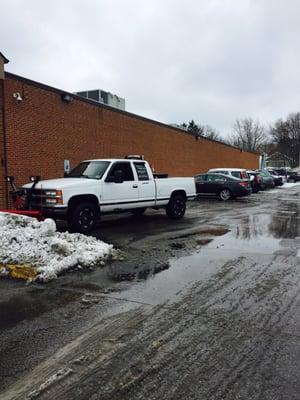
[23,157,196,232]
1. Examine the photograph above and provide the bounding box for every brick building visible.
[0,53,259,208]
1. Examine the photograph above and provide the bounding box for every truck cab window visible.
[67,161,110,179]
[108,162,134,181]
[134,162,149,181]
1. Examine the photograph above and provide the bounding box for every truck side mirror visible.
[114,170,124,183]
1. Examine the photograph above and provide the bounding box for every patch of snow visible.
[0,212,114,282]
[27,367,73,399]
[263,182,300,194]
[282,182,300,188]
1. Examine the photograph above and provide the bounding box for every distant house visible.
[265,152,293,168]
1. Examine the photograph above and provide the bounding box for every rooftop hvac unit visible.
[74,89,125,110]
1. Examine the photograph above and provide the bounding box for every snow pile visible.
[0,212,114,282]
[282,182,300,188]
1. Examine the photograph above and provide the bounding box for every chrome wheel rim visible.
[220,189,231,201]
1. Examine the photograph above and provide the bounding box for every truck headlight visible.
[45,198,57,204]
[45,190,57,196]
[44,190,63,204]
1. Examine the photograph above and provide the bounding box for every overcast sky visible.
[1,0,300,136]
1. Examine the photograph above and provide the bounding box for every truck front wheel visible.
[68,201,98,233]
[166,194,186,219]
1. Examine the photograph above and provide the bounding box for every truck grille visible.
[30,189,48,208]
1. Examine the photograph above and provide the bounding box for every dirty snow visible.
[282,182,300,188]
[0,212,114,282]
[263,181,300,194]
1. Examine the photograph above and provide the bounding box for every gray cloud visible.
[1,0,300,136]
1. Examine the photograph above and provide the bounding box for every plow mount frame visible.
[0,176,44,221]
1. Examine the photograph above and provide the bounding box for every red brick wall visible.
[1,73,259,206]
[0,80,7,208]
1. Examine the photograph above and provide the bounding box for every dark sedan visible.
[288,170,300,182]
[257,170,275,189]
[195,173,251,201]
[266,169,283,186]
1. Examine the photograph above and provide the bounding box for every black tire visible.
[68,201,98,233]
[166,194,186,219]
[219,188,232,201]
[131,207,146,216]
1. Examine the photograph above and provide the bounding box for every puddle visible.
[170,227,229,240]
[108,209,300,307]
[0,289,80,330]
[107,262,170,282]
[196,238,213,245]
[107,244,236,306]
[62,282,101,291]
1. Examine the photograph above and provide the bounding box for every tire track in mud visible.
[2,247,300,400]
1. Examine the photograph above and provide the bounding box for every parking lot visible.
[1,184,300,399]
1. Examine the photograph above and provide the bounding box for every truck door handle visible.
[142,182,149,184]
[132,184,138,188]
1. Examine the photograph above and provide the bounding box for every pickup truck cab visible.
[23,158,196,233]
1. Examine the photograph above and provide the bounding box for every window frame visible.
[133,162,150,181]
[195,174,207,183]
[106,161,135,182]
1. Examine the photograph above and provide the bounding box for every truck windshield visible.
[67,161,110,179]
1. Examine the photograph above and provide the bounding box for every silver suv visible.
[208,168,249,180]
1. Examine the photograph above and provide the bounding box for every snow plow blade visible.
[0,210,44,221]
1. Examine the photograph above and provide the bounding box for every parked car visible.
[246,170,264,193]
[256,170,275,189]
[265,169,283,186]
[268,167,291,175]
[22,157,196,232]
[195,173,251,201]
[267,167,293,182]
[208,168,249,180]
[287,169,300,183]
[267,167,286,178]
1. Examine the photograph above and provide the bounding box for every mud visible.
[0,288,80,330]
[1,185,300,399]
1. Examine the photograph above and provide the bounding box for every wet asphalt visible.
[0,185,300,399]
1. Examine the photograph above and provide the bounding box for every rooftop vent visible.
[74,89,125,110]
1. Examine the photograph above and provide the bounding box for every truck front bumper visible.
[32,206,68,219]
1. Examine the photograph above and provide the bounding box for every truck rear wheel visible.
[68,201,98,233]
[166,194,186,219]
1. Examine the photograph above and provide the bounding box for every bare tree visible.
[202,125,221,141]
[228,118,266,152]
[270,113,300,167]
